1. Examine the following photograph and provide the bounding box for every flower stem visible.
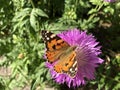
[29,0,35,8]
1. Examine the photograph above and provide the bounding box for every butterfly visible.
[41,30,77,77]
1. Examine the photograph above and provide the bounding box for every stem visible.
[29,0,35,8]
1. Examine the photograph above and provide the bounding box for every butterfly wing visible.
[54,47,77,77]
[41,30,70,63]
[41,30,77,77]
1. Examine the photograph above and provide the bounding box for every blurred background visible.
[0,0,120,90]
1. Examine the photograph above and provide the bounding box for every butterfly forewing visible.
[41,30,70,63]
[41,30,70,51]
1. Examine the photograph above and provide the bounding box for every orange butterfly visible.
[41,30,77,77]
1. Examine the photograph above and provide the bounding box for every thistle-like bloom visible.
[46,29,104,87]
[104,0,116,2]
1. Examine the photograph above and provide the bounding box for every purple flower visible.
[104,0,116,2]
[46,29,104,87]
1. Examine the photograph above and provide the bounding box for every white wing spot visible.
[50,34,56,38]
[75,67,77,71]
[45,35,48,37]
[46,37,49,40]
[73,61,77,67]
[70,68,72,71]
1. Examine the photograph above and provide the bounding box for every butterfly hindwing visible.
[54,51,77,77]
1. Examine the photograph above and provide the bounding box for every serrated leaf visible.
[92,17,100,23]
[13,8,31,21]
[30,9,39,30]
[88,8,97,14]
[90,0,102,5]
[104,6,114,15]
[34,8,48,18]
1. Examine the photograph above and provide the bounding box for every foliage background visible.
[0,0,120,90]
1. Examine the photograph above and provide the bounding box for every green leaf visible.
[34,8,48,18]
[30,8,39,30]
[114,83,120,90]
[13,8,31,21]
[90,0,102,5]
[104,6,114,15]
[88,8,97,14]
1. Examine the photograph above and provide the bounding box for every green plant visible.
[0,0,120,90]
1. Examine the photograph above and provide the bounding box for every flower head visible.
[46,29,104,87]
[104,0,116,2]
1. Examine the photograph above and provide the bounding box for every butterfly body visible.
[41,30,77,77]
